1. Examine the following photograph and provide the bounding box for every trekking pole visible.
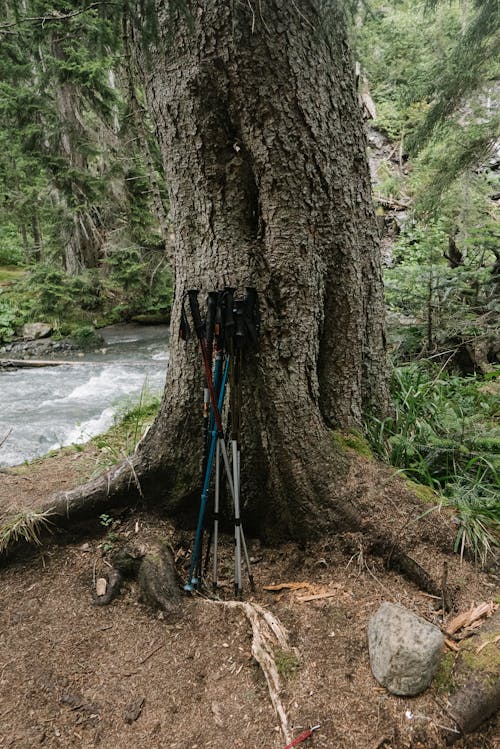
[205,296,226,589]
[184,289,226,591]
[234,299,255,590]
[187,289,224,434]
[185,288,254,594]
[184,354,230,591]
[224,288,243,597]
[195,383,210,583]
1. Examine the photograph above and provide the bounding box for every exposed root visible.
[0,455,150,560]
[210,599,292,745]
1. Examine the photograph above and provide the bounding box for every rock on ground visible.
[368,601,444,696]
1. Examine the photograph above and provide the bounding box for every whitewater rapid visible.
[0,324,168,467]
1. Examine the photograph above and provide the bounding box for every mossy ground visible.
[332,429,373,458]
[433,651,457,694]
[459,632,500,677]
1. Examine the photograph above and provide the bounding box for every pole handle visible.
[205,291,218,353]
[223,287,236,348]
[187,289,204,339]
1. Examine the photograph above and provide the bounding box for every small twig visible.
[364,560,397,601]
[139,642,165,664]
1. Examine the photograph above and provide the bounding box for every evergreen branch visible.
[0,2,116,32]
[409,0,500,151]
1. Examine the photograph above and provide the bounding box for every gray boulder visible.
[22,322,52,340]
[368,602,444,696]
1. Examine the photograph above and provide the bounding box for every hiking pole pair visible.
[184,289,253,594]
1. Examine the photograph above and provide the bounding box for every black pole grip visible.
[244,287,260,346]
[187,289,204,339]
[205,291,218,352]
[214,290,225,351]
[223,287,236,348]
[234,299,245,349]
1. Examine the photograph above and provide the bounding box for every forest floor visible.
[0,446,499,749]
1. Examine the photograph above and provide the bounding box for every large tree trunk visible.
[130,0,389,537]
[3,3,456,578]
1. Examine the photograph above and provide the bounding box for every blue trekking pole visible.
[185,355,230,591]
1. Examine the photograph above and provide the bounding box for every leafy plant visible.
[365,363,499,563]
[70,324,102,350]
[0,301,18,342]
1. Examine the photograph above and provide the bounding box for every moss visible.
[433,652,457,694]
[404,478,438,504]
[332,430,373,458]
[274,648,301,681]
[494,595,500,605]
[131,313,170,325]
[459,633,500,676]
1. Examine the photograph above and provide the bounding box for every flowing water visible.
[0,324,169,468]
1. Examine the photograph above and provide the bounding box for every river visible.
[0,324,168,468]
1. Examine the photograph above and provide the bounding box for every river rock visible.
[22,322,53,340]
[368,602,444,696]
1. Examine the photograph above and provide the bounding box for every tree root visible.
[0,455,152,562]
[210,599,293,745]
[94,541,181,616]
[340,533,445,599]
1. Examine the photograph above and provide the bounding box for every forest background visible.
[0,0,498,563]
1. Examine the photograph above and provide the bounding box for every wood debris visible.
[95,577,107,597]
[263,582,314,592]
[444,601,497,638]
[297,591,339,603]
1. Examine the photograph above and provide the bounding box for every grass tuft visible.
[0,509,54,554]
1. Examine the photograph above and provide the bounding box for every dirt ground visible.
[0,451,499,749]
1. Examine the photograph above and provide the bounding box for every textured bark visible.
[4,4,450,578]
[130,0,390,532]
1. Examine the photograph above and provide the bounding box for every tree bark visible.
[129,1,390,534]
[1,3,456,583]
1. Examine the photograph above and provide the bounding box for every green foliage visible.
[99,513,113,528]
[410,0,500,150]
[365,363,500,563]
[103,246,173,319]
[22,263,72,316]
[69,324,102,349]
[67,270,102,311]
[0,300,18,341]
[273,649,301,681]
[0,225,24,265]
